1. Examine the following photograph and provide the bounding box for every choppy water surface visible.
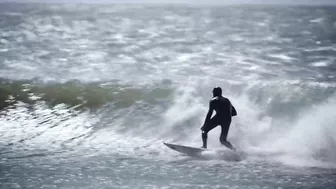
[0,3,336,189]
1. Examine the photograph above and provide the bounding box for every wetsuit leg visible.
[201,117,220,148]
[219,120,235,150]
[219,121,230,142]
[201,131,208,149]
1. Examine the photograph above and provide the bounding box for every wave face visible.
[0,3,336,189]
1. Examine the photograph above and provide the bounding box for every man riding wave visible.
[200,87,237,150]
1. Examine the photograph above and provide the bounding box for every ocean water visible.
[0,3,336,189]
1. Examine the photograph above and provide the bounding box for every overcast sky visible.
[0,0,336,5]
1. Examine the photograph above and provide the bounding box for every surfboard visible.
[163,142,206,156]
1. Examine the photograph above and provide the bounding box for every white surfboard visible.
[163,142,206,156]
[163,142,244,161]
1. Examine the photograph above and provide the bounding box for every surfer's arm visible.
[203,101,214,125]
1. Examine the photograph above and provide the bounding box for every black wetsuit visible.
[201,96,236,149]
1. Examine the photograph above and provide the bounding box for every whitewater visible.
[0,3,336,189]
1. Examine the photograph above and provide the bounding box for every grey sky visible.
[0,0,336,4]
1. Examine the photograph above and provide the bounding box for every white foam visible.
[3,12,23,16]
[0,39,9,44]
[268,53,295,62]
[0,103,97,153]
[200,149,243,162]
[310,18,324,23]
[311,61,329,67]
[258,94,336,167]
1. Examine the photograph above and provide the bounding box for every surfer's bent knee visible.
[202,131,208,139]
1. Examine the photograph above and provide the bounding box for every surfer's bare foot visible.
[221,140,236,150]
[227,145,236,151]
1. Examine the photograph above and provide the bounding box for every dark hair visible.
[212,87,222,97]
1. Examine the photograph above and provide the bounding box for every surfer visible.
[200,87,237,150]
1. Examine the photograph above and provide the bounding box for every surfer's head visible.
[212,87,222,97]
